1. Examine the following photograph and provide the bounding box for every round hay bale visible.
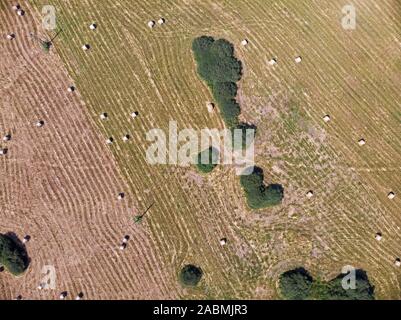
[268,58,277,66]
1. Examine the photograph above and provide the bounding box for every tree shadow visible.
[285,267,314,281]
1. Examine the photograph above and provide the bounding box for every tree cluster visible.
[279,267,375,300]
[192,36,242,129]
[240,167,284,209]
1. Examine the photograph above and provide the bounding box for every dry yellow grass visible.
[1,0,401,299]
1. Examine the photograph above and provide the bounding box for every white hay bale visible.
[36,120,44,127]
[148,20,155,28]
[117,192,125,200]
[37,283,45,290]
[306,190,314,198]
[220,238,227,246]
[158,18,165,25]
[6,33,15,40]
[131,111,139,119]
[82,44,90,51]
[206,102,214,113]
[241,39,248,46]
[122,236,129,244]
[59,292,67,300]
[12,4,20,11]
[3,134,11,142]
[14,295,22,300]
[0,148,7,156]
[106,137,114,145]
[122,134,130,142]
[120,243,127,250]
[100,113,108,120]
[358,139,366,146]
[16,9,25,16]
[388,192,396,200]
[295,56,302,63]
[375,233,382,241]
[89,23,97,30]
[395,258,401,267]
[67,86,75,92]
[268,58,277,66]
[323,115,331,123]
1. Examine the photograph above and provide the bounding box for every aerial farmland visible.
[0,0,401,301]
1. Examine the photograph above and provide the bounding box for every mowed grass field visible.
[12,0,401,299]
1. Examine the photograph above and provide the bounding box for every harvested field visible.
[1,0,401,299]
[0,1,175,300]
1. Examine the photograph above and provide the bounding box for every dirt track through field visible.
[0,1,175,299]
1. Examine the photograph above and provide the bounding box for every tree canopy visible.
[315,270,375,300]
[240,167,284,209]
[179,264,203,287]
[279,267,375,300]
[0,234,29,276]
[196,146,219,173]
[279,268,313,300]
[192,36,242,129]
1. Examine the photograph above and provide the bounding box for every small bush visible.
[196,147,219,173]
[240,167,284,209]
[179,265,203,287]
[0,234,29,276]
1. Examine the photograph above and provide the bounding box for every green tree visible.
[179,265,203,287]
[192,36,242,128]
[279,267,375,300]
[196,147,219,173]
[319,270,375,300]
[212,82,238,103]
[192,36,214,61]
[279,268,313,300]
[240,167,284,209]
[234,122,257,150]
[0,234,29,276]
[220,100,241,128]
